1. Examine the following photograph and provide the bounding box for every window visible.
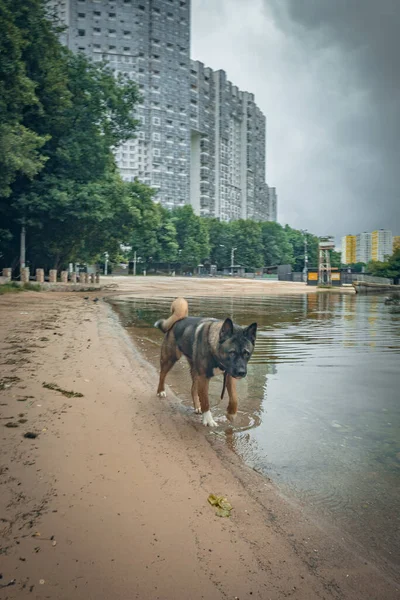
[78,12,85,17]
[166,42,173,49]
[123,46,130,51]
[138,4,145,10]
[108,29,116,35]
[94,27,101,34]
[123,31,131,37]
[94,10,101,16]
[78,29,85,36]
[153,117,160,125]
[152,6,160,13]
[153,133,160,141]
[153,149,160,157]
[109,12,116,17]
[109,45,116,50]
[93,44,100,49]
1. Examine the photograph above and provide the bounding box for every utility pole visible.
[20,225,26,271]
[133,250,137,276]
[104,252,109,276]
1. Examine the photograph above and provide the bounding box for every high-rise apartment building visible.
[49,0,191,209]
[356,232,372,264]
[189,61,271,221]
[371,229,393,262]
[48,0,276,222]
[341,235,357,264]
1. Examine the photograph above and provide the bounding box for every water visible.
[111,293,400,573]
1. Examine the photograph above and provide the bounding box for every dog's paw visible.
[226,412,237,423]
[194,407,202,414]
[157,391,167,398]
[202,410,218,427]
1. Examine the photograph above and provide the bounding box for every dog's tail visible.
[154,297,189,333]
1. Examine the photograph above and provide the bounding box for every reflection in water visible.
[112,293,400,574]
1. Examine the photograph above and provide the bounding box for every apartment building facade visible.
[48,0,276,221]
[341,229,394,264]
[371,229,393,262]
[189,60,272,221]
[341,235,357,264]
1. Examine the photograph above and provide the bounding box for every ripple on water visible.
[111,293,400,573]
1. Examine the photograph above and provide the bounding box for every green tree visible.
[230,220,264,269]
[171,205,210,269]
[367,248,400,279]
[0,0,141,269]
[261,221,293,266]
[154,205,178,264]
[205,218,232,269]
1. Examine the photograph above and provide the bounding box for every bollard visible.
[2,268,12,280]
[60,270,68,283]
[80,273,88,284]
[36,268,44,283]
[70,272,77,284]
[49,269,57,283]
[90,273,95,284]
[95,273,100,284]
[21,267,30,283]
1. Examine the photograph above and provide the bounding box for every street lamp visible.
[104,252,109,276]
[301,230,308,282]
[219,244,237,276]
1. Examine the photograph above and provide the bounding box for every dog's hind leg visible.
[157,335,181,398]
[187,360,201,414]
[226,375,238,422]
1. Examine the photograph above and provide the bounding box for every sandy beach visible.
[0,279,398,599]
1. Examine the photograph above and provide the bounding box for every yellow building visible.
[393,236,400,252]
[371,229,393,262]
[341,235,357,264]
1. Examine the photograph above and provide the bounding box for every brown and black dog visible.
[154,298,257,426]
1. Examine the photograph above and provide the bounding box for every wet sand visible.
[0,285,398,599]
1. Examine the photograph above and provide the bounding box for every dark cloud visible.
[192,0,400,240]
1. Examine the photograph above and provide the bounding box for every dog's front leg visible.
[197,375,218,427]
[226,375,238,422]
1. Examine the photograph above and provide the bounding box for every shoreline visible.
[0,289,398,599]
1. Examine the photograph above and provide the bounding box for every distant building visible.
[48,0,276,222]
[371,229,393,262]
[268,187,278,222]
[189,60,273,221]
[393,235,400,252]
[356,232,372,264]
[341,235,357,264]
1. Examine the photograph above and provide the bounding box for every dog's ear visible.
[244,322,257,345]
[219,318,234,343]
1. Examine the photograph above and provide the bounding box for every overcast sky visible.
[191,0,400,240]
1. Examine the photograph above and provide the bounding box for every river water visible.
[112,293,400,573]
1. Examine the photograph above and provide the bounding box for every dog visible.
[154,298,257,427]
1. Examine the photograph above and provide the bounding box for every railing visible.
[355,274,393,285]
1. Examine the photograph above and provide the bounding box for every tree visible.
[205,219,232,269]
[154,205,178,264]
[0,0,141,269]
[367,248,400,280]
[171,206,210,269]
[261,222,293,266]
[230,220,264,270]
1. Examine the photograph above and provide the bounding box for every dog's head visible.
[218,318,257,379]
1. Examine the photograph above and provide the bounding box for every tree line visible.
[0,0,341,275]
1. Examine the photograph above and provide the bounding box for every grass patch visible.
[0,282,41,295]
[42,382,84,398]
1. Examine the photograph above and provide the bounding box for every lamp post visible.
[301,229,308,282]
[231,247,237,276]
[104,252,109,276]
